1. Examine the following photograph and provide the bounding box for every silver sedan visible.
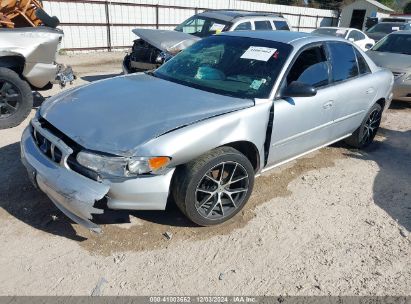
[21,31,394,232]
[367,31,411,102]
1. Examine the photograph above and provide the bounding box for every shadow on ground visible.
[345,127,411,232]
[0,126,409,251]
[0,142,191,243]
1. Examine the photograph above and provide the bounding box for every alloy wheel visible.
[361,108,382,145]
[195,161,250,220]
[0,80,21,119]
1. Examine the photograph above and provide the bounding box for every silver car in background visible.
[367,31,411,103]
[21,31,393,232]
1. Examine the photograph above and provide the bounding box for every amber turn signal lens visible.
[148,157,170,171]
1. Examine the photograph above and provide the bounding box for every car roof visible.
[221,30,345,46]
[197,10,283,22]
[315,27,352,31]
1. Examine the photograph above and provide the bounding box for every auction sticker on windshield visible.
[241,46,278,61]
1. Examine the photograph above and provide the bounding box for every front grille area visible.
[31,117,100,182]
[32,124,64,164]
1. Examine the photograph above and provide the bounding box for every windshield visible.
[371,33,411,55]
[313,28,347,38]
[367,23,409,34]
[175,16,230,38]
[154,35,292,99]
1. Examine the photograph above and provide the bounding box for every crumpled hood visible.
[132,28,200,53]
[367,51,411,72]
[40,73,254,156]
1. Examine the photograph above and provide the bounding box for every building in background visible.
[340,0,394,30]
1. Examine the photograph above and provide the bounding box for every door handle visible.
[323,101,333,109]
[366,88,375,94]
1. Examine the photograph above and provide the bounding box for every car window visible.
[367,22,409,34]
[355,49,371,75]
[155,35,293,99]
[371,33,411,55]
[254,20,273,30]
[312,28,348,38]
[348,30,365,41]
[328,42,359,83]
[175,16,229,37]
[273,21,290,30]
[234,22,252,31]
[286,45,329,88]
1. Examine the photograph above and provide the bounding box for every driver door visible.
[267,44,336,167]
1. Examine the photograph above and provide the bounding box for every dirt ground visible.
[0,52,410,296]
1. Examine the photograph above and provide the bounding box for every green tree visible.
[404,2,411,13]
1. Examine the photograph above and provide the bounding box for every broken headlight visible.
[76,151,170,177]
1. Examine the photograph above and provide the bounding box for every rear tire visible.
[0,68,33,129]
[172,147,255,226]
[345,103,382,149]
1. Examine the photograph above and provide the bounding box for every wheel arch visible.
[375,98,386,110]
[0,54,26,76]
[222,141,260,172]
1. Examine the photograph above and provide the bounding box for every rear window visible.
[367,22,410,34]
[273,21,290,31]
[255,21,273,30]
[328,42,359,83]
[313,28,348,38]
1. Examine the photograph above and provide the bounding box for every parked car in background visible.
[22,31,393,232]
[367,31,411,102]
[312,27,375,51]
[366,22,411,42]
[123,10,292,73]
[0,27,74,129]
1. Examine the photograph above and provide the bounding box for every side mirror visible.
[283,81,317,98]
[365,43,373,50]
[348,38,355,42]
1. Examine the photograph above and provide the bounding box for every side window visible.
[349,30,365,41]
[273,21,290,31]
[328,42,359,83]
[234,22,252,31]
[286,46,329,88]
[254,20,273,30]
[356,31,366,40]
[355,49,371,75]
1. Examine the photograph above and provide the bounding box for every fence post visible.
[155,5,159,29]
[104,1,112,51]
[315,15,319,29]
[297,14,301,32]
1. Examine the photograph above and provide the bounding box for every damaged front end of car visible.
[0,27,75,89]
[123,29,200,74]
[20,115,175,233]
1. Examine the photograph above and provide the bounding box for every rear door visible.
[326,42,377,138]
[267,43,336,166]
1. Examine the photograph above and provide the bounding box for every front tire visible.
[345,103,382,149]
[172,147,255,226]
[0,68,33,129]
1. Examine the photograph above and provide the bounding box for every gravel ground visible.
[0,52,410,296]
